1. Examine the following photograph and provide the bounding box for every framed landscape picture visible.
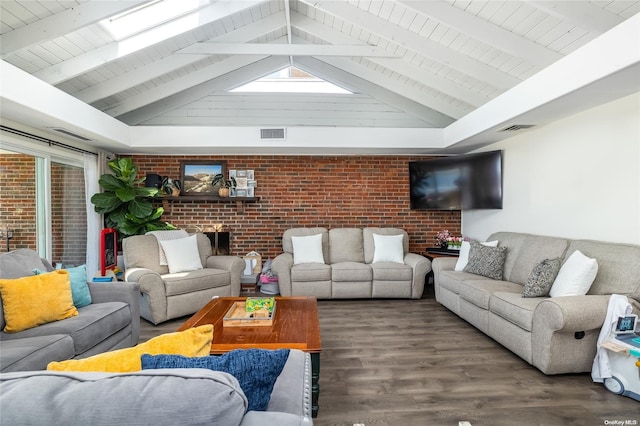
[180,160,226,195]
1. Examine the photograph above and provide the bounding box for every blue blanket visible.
[141,348,290,411]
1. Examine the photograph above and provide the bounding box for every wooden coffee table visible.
[178,296,322,417]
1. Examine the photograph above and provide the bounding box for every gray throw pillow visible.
[463,241,507,280]
[522,258,562,298]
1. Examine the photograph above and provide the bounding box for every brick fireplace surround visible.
[133,155,461,260]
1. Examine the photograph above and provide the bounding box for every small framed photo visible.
[236,189,248,197]
[235,177,248,189]
[248,180,257,188]
[236,170,247,178]
[229,170,236,179]
[229,188,237,197]
[247,170,255,180]
[247,187,255,197]
[180,160,225,195]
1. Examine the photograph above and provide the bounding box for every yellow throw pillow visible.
[0,270,78,333]
[47,324,214,372]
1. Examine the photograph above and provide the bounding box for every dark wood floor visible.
[140,296,639,426]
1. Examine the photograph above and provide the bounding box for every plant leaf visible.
[98,174,127,191]
[127,198,153,218]
[115,187,137,202]
[90,192,122,213]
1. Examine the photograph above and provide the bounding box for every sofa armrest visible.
[431,257,458,274]
[205,256,245,296]
[266,350,312,419]
[534,295,611,332]
[88,281,140,345]
[403,253,432,299]
[271,254,293,297]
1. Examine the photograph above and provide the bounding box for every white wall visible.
[462,92,640,245]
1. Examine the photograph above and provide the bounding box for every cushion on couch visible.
[291,234,325,265]
[549,250,598,297]
[0,369,247,426]
[463,242,507,280]
[0,270,78,333]
[47,324,213,372]
[372,234,405,264]
[34,264,92,308]
[160,235,204,273]
[455,240,498,271]
[522,258,562,298]
[141,348,290,411]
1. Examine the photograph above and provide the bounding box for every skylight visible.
[99,0,204,41]
[230,67,352,94]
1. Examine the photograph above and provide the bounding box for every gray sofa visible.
[272,227,431,299]
[0,349,313,426]
[0,249,140,373]
[432,231,640,375]
[123,233,244,324]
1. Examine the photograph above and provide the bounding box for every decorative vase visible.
[440,242,448,249]
[218,187,230,198]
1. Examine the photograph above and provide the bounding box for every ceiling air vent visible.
[48,127,92,141]
[498,124,536,132]
[260,128,286,140]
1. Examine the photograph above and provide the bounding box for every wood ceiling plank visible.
[117,55,290,124]
[107,54,275,118]
[396,0,561,66]
[292,12,488,107]
[530,0,624,34]
[1,1,147,58]
[295,55,457,127]
[305,0,520,90]
[75,11,286,103]
[33,0,266,85]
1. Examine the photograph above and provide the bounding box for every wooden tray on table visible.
[222,301,276,327]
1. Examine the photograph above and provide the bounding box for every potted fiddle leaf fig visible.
[211,173,236,197]
[91,158,176,237]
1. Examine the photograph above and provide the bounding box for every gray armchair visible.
[123,233,244,325]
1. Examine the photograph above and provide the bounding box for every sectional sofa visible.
[0,349,314,426]
[272,227,431,299]
[0,249,140,372]
[432,231,640,375]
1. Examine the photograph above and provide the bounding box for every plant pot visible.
[171,187,180,197]
[218,187,230,198]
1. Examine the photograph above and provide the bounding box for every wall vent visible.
[260,128,286,140]
[48,127,92,141]
[498,124,536,132]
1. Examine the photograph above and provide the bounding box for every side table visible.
[240,273,259,294]
[423,248,460,297]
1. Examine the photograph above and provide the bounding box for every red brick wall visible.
[0,153,37,251]
[131,155,461,260]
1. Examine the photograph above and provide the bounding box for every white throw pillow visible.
[549,250,598,297]
[291,234,325,265]
[159,235,203,274]
[372,234,405,264]
[454,240,498,271]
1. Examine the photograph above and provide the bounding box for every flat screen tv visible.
[409,150,503,210]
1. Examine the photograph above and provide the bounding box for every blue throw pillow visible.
[33,265,92,308]
[141,348,290,412]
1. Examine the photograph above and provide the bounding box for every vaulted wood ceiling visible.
[2,0,638,132]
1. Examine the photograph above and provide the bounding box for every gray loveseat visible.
[272,227,431,299]
[123,233,244,325]
[432,231,640,375]
[0,349,313,426]
[0,249,140,373]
